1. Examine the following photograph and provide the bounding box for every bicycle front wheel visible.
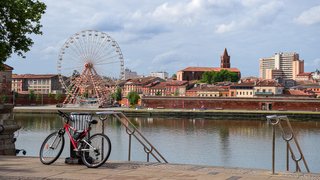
[81,133,111,168]
[39,131,65,165]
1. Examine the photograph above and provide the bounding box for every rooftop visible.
[12,74,58,79]
[180,67,240,72]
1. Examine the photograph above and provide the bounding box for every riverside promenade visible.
[1,156,319,180]
[12,105,320,120]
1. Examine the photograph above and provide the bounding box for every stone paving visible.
[0,156,320,180]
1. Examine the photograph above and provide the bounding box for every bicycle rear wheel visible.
[81,133,111,168]
[39,131,65,165]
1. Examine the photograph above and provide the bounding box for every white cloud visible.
[151,1,205,24]
[295,5,320,25]
[214,1,284,33]
[215,21,236,33]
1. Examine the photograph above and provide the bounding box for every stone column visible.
[0,104,20,155]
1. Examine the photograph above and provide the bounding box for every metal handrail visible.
[96,111,168,163]
[266,115,310,174]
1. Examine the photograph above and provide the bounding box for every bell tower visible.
[220,48,230,68]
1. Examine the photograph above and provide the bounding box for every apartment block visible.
[150,71,168,80]
[259,52,304,80]
[12,74,63,94]
[124,68,139,80]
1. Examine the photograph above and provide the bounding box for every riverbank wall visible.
[142,96,320,112]
[13,106,320,120]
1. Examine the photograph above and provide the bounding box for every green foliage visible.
[112,87,122,101]
[82,91,89,98]
[36,93,42,103]
[171,74,177,79]
[28,90,35,100]
[201,70,239,84]
[48,92,53,98]
[0,0,46,67]
[1,94,8,103]
[54,92,62,101]
[155,91,162,96]
[174,89,179,96]
[13,91,18,98]
[127,91,140,106]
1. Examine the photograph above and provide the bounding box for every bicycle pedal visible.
[73,148,79,152]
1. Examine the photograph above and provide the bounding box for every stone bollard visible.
[0,104,20,155]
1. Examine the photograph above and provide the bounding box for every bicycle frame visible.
[63,122,90,151]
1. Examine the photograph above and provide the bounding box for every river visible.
[13,113,320,173]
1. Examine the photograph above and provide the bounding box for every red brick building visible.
[0,64,13,95]
[176,48,241,81]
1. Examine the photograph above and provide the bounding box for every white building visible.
[124,68,139,80]
[150,71,168,79]
[259,52,304,80]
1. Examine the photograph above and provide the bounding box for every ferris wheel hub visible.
[84,62,93,68]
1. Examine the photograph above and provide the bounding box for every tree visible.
[127,91,140,107]
[55,92,62,102]
[155,91,162,96]
[82,91,89,98]
[1,94,8,103]
[0,0,46,68]
[112,87,122,102]
[36,93,41,103]
[28,90,35,101]
[171,74,177,80]
[201,70,239,84]
[174,89,179,96]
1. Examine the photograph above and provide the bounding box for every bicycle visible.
[39,110,111,168]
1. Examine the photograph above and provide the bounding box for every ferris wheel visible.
[57,30,125,106]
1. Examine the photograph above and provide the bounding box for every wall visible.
[142,96,320,111]
[13,94,66,105]
[0,104,20,155]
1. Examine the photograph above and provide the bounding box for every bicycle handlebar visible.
[57,110,71,123]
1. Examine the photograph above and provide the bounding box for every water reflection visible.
[13,113,320,173]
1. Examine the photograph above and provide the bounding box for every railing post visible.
[272,125,275,175]
[128,132,132,161]
[286,142,289,171]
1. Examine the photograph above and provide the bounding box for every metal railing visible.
[266,115,310,174]
[96,111,168,163]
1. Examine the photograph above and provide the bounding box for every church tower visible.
[220,48,230,68]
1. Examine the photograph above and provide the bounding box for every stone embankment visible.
[13,105,320,120]
[0,156,319,180]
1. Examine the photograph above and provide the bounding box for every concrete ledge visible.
[0,156,319,180]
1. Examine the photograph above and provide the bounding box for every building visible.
[295,72,313,82]
[12,74,63,94]
[150,71,169,80]
[147,80,188,96]
[123,77,164,96]
[186,84,229,97]
[312,69,320,82]
[177,48,241,81]
[0,64,13,95]
[230,81,255,97]
[259,52,304,80]
[124,68,139,80]
[220,48,230,68]
[254,80,284,96]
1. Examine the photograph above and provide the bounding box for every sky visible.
[6,0,320,78]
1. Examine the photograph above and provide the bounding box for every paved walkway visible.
[0,156,319,180]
